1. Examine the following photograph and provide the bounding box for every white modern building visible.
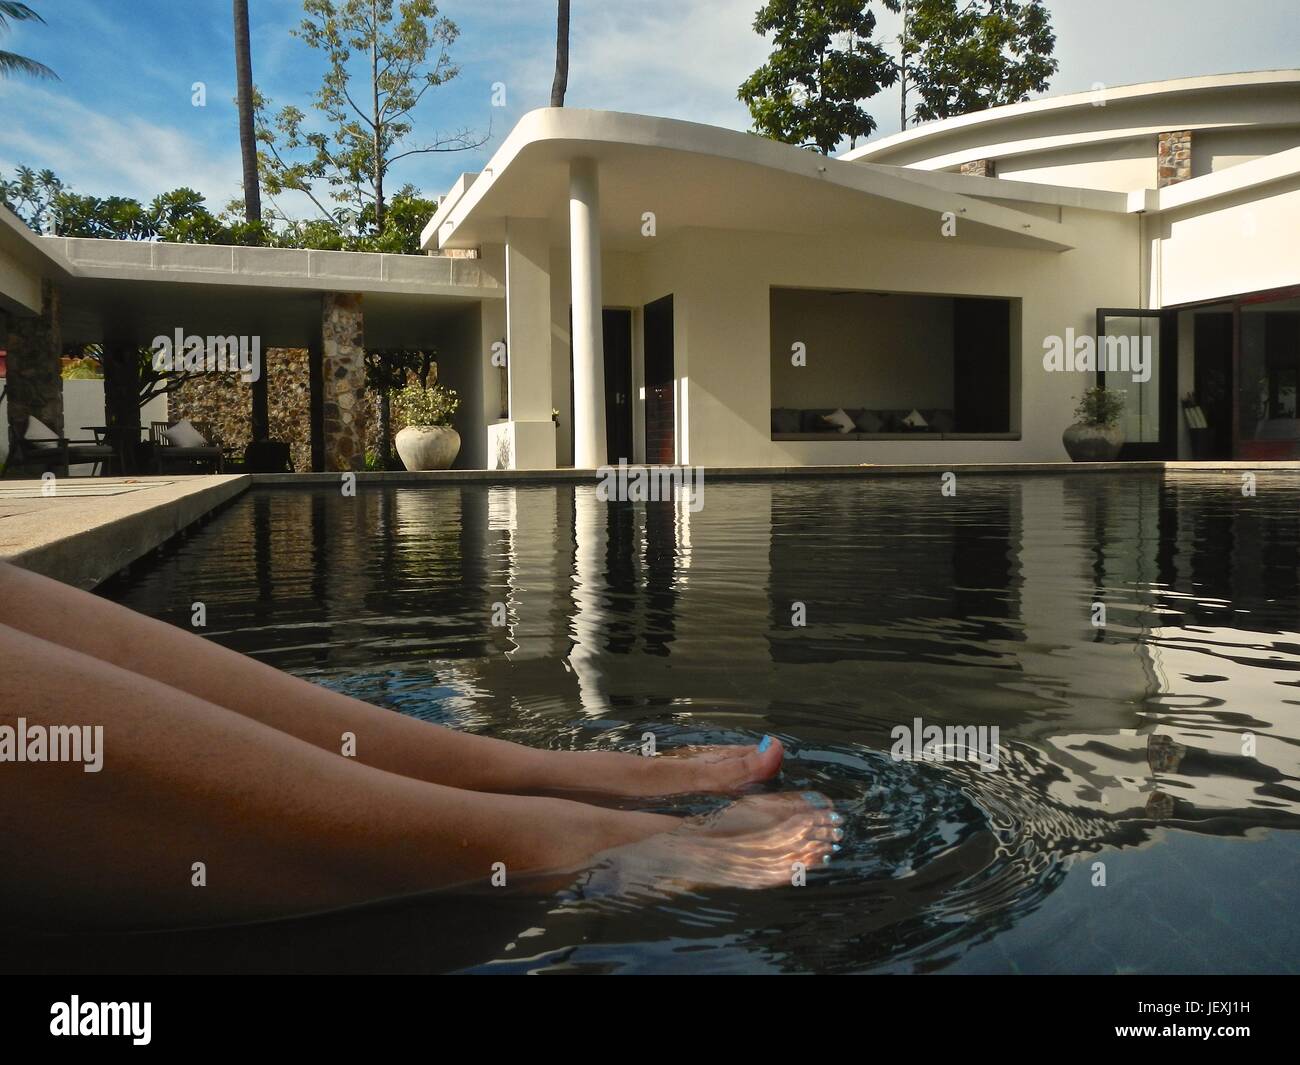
[3,70,1299,471]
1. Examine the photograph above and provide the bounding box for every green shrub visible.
[61,357,102,380]
[1073,386,1125,428]
[393,382,459,428]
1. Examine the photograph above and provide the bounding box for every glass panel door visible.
[1237,297,1300,460]
[1096,308,1169,458]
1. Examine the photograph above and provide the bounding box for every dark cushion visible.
[771,408,801,434]
[924,409,956,434]
[799,409,837,432]
[854,410,886,433]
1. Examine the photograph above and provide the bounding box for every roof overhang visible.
[0,204,77,315]
[842,70,1300,167]
[425,108,1083,255]
[24,237,500,347]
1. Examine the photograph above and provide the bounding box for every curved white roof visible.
[841,70,1300,168]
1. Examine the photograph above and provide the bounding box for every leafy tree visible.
[256,0,484,240]
[0,164,63,231]
[888,0,1057,124]
[739,0,897,154]
[0,1,55,80]
[1,166,269,245]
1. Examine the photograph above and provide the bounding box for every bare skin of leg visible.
[0,623,837,931]
[0,563,780,798]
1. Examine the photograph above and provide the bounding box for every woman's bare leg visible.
[0,622,836,932]
[0,563,780,798]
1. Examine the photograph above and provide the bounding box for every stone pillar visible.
[960,158,996,178]
[4,279,63,436]
[501,216,556,469]
[569,158,606,470]
[1157,130,1192,188]
[321,292,366,471]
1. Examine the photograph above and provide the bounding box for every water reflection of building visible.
[114,476,1299,834]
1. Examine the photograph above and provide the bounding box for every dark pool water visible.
[27,473,1300,973]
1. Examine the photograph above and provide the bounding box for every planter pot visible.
[1062,422,1124,462]
[395,425,460,471]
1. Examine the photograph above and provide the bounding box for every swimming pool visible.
[35,473,1300,973]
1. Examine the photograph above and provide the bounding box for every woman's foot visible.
[577,792,844,897]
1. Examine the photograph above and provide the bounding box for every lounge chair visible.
[149,420,225,474]
[5,417,116,478]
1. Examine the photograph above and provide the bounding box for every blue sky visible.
[1,0,1297,219]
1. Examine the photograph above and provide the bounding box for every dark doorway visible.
[603,309,633,463]
[1193,311,1234,459]
[953,297,1011,432]
[644,295,675,464]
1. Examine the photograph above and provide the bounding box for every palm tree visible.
[232,1,269,443]
[232,0,261,226]
[550,0,570,107]
[0,1,56,80]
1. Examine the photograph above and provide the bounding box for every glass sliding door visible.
[1096,308,1175,459]
[1236,296,1300,460]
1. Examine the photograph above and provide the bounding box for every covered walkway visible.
[0,209,503,472]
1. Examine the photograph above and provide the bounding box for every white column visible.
[570,158,606,469]
[499,217,556,469]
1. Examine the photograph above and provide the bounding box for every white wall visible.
[1194,128,1300,178]
[599,206,1138,467]
[1157,175,1300,307]
[0,377,167,471]
[996,137,1157,193]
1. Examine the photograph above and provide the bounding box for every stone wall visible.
[959,158,996,178]
[2,280,64,436]
[321,292,367,471]
[171,345,391,471]
[1157,130,1192,187]
[171,348,312,471]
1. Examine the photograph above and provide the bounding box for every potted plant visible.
[1063,386,1126,461]
[393,382,461,471]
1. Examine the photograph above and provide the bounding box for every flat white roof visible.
[44,236,498,299]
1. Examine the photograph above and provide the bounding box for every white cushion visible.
[822,408,855,434]
[902,408,929,428]
[24,415,59,449]
[164,419,208,448]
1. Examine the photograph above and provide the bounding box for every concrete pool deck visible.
[2,461,1298,588]
[0,475,250,589]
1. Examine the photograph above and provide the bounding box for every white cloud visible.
[457,0,775,130]
[0,80,243,209]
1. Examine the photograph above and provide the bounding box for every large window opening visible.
[769,287,1015,440]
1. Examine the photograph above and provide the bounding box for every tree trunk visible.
[233,0,261,225]
[233,0,269,442]
[899,0,910,128]
[371,20,385,232]
[102,344,144,474]
[550,0,570,107]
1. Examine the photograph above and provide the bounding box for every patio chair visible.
[149,420,225,474]
[5,417,116,478]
